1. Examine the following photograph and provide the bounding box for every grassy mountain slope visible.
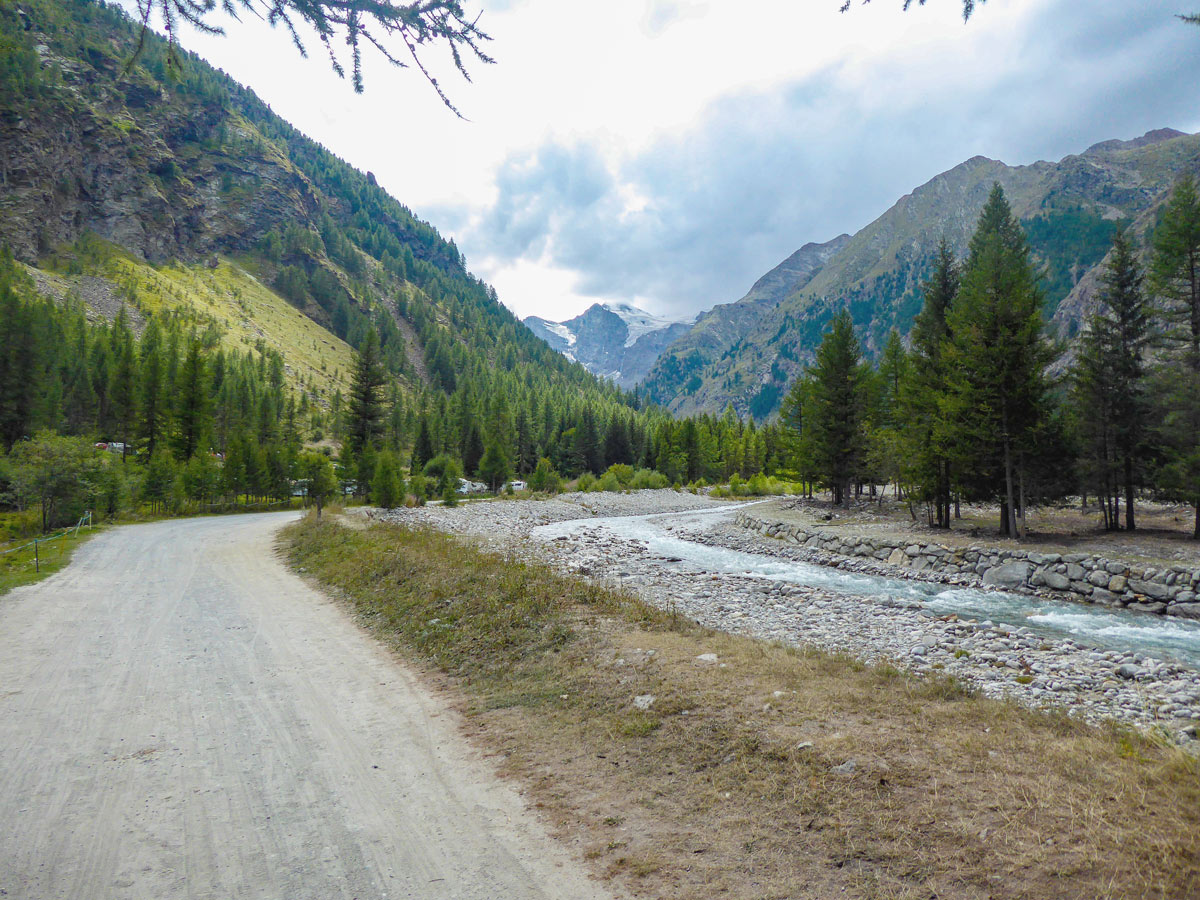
[645,129,1200,418]
[0,0,633,419]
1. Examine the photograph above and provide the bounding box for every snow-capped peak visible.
[600,302,684,348]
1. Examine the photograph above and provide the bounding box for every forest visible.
[780,178,1200,539]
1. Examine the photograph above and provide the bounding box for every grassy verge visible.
[284,515,1200,900]
[0,527,98,595]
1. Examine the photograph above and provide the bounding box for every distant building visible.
[506,480,527,492]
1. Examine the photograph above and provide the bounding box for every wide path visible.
[0,513,611,900]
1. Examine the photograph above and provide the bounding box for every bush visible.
[528,457,561,494]
[605,463,634,486]
[597,471,622,493]
[629,468,668,490]
[577,472,597,492]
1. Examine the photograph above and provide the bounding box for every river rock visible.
[1171,602,1200,620]
[1129,580,1172,601]
[982,561,1031,589]
[1042,571,1071,591]
[1109,575,1128,593]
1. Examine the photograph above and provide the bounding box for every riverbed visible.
[372,491,1200,743]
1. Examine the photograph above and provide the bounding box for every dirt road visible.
[0,513,612,900]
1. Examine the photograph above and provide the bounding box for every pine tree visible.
[139,320,168,459]
[1073,229,1150,530]
[172,336,211,461]
[108,312,137,460]
[1150,176,1200,537]
[805,309,870,506]
[371,450,404,508]
[346,327,387,457]
[942,185,1052,537]
[906,238,959,527]
[478,439,511,492]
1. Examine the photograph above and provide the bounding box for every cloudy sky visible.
[166,0,1200,322]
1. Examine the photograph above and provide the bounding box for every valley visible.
[2,1,1200,897]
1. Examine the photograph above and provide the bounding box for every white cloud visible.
[157,0,1200,322]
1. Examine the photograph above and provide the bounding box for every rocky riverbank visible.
[734,513,1200,619]
[368,491,1200,745]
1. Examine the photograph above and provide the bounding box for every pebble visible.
[370,490,1200,747]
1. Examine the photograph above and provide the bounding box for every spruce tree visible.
[172,336,211,461]
[1073,229,1150,530]
[906,239,958,527]
[345,328,387,459]
[942,184,1052,538]
[1150,176,1200,537]
[139,320,167,459]
[805,309,870,507]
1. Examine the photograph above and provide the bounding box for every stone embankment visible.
[365,492,1200,745]
[735,513,1200,620]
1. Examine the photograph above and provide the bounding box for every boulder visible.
[1171,602,1200,620]
[1087,570,1112,588]
[1108,575,1128,593]
[982,561,1031,589]
[1129,579,1172,601]
[1041,571,1071,591]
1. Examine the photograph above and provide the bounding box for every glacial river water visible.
[533,504,1200,669]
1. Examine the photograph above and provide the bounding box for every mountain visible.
[642,128,1200,418]
[524,302,693,388]
[0,0,639,424]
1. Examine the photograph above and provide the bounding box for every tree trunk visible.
[1124,455,1136,532]
[1017,462,1027,540]
[1003,433,1017,539]
[999,499,1010,537]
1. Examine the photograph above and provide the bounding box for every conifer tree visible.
[345,327,387,457]
[1150,175,1200,537]
[942,184,1051,537]
[906,239,958,526]
[172,337,211,461]
[804,309,870,506]
[139,321,168,458]
[108,312,137,460]
[1072,229,1150,530]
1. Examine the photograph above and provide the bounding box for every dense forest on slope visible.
[0,0,811,526]
[642,130,1200,418]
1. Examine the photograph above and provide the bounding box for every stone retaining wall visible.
[734,513,1200,620]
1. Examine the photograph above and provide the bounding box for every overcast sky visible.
[163,0,1200,322]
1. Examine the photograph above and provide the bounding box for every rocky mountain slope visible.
[0,0,633,415]
[524,302,692,388]
[642,128,1200,418]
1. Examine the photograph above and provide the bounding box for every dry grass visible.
[284,515,1200,900]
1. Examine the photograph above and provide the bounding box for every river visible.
[533,503,1200,669]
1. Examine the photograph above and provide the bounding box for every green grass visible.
[0,527,97,595]
[284,515,1200,900]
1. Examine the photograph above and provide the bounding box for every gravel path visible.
[0,512,613,900]
[373,491,1200,746]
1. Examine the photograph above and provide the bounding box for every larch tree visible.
[906,238,958,527]
[1071,228,1150,531]
[1151,175,1200,538]
[172,336,211,461]
[942,184,1052,538]
[133,0,492,110]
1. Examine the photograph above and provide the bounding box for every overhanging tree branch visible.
[132,0,492,115]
